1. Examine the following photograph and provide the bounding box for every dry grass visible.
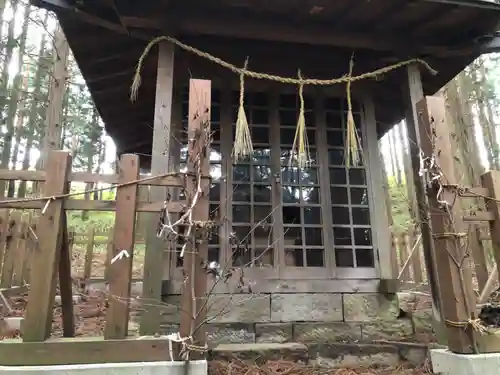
[209,359,433,375]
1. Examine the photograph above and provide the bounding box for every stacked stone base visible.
[157,291,435,346]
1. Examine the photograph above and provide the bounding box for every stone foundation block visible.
[161,294,271,323]
[210,343,309,364]
[255,324,292,343]
[207,324,255,344]
[294,323,362,343]
[271,294,342,322]
[343,293,399,321]
[361,319,414,341]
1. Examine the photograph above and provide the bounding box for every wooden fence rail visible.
[0,151,192,343]
[392,223,495,293]
[0,78,211,366]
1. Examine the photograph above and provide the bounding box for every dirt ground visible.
[71,244,145,279]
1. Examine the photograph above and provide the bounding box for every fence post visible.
[390,233,399,279]
[83,226,95,280]
[481,171,500,290]
[104,228,114,282]
[58,214,75,337]
[12,218,28,286]
[104,154,139,339]
[179,79,211,356]
[409,229,423,283]
[401,233,411,281]
[0,210,8,271]
[23,150,72,342]
[417,96,475,353]
[0,212,20,288]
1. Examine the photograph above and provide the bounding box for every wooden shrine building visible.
[31,0,500,348]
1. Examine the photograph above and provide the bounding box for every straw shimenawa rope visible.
[130,35,437,95]
[290,69,310,168]
[130,35,438,168]
[232,58,253,162]
[345,53,362,168]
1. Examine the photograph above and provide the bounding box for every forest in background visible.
[382,56,500,237]
[0,0,498,242]
[0,1,114,232]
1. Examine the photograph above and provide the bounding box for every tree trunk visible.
[470,60,496,169]
[6,3,31,197]
[18,11,49,198]
[387,129,398,183]
[0,0,20,196]
[393,124,403,186]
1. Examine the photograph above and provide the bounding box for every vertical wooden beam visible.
[410,229,423,283]
[163,89,182,278]
[219,87,232,267]
[23,151,71,342]
[179,79,210,354]
[58,214,75,337]
[0,210,9,271]
[391,235,400,278]
[105,154,139,339]
[315,89,336,275]
[269,89,284,270]
[418,96,475,354]
[0,212,20,288]
[12,219,28,286]
[400,234,410,281]
[481,171,500,289]
[83,226,95,280]
[403,65,444,332]
[140,41,174,335]
[104,228,114,282]
[363,95,393,279]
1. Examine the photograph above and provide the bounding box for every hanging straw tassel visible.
[289,70,310,168]
[345,53,363,168]
[232,58,253,163]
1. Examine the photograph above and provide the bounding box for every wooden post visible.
[391,234,399,278]
[417,96,476,353]
[481,171,500,289]
[179,79,211,355]
[104,228,114,282]
[0,212,20,288]
[12,219,28,286]
[23,151,71,342]
[104,154,139,339]
[403,65,444,342]
[410,230,424,284]
[362,95,394,282]
[400,234,410,281]
[140,41,174,335]
[83,226,95,280]
[58,214,75,337]
[469,224,489,292]
[0,210,8,270]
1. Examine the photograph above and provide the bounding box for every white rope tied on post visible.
[137,332,193,361]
